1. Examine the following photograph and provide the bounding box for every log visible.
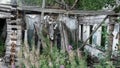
[84,45,105,60]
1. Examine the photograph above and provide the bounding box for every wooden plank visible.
[7,25,21,30]
[0,8,11,12]
[66,10,117,15]
[78,25,82,40]
[0,3,18,6]
[6,46,20,52]
[59,22,65,51]
[0,5,12,9]
[7,30,21,35]
[7,19,22,24]
[0,12,13,18]
[5,37,17,45]
[78,15,110,25]
[6,40,21,46]
[18,6,65,14]
[82,25,90,44]
[92,24,102,47]
[112,23,119,51]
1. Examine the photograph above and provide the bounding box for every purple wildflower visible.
[60,65,64,68]
[11,63,15,68]
[67,45,73,51]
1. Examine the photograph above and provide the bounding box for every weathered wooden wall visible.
[24,13,120,57]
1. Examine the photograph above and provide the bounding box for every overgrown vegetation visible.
[19,31,118,68]
[22,0,116,10]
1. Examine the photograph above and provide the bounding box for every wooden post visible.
[63,26,69,51]
[40,0,45,24]
[38,0,46,53]
[107,16,115,60]
[59,22,66,51]
[40,0,45,36]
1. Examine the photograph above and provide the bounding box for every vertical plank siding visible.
[92,24,102,47]
[78,25,82,41]
[78,15,120,56]
[112,24,119,51]
[82,25,90,44]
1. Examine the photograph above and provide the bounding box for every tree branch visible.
[54,0,66,6]
[71,0,78,9]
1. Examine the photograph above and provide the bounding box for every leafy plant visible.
[94,59,115,68]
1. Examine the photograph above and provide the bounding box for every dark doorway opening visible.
[0,18,6,57]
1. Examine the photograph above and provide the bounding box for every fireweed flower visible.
[67,45,73,52]
[11,64,15,68]
[60,65,64,68]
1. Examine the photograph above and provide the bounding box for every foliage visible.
[94,59,115,68]
[21,33,88,68]
[21,0,42,6]
[21,0,116,10]
[102,24,109,47]
[39,34,87,68]
[77,0,116,10]
[22,0,54,6]
[21,33,117,68]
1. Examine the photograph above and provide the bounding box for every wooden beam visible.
[18,6,65,14]
[18,6,120,15]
